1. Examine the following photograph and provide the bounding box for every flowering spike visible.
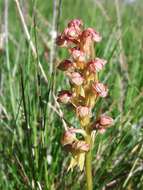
[56,18,113,176]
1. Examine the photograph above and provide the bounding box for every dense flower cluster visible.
[56,19,113,171]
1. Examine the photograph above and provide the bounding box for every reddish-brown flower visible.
[58,59,74,71]
[56,34,73,47]
[68,19,83,28]
[91,114,113,133]
[92,82,108,97]
[71,140,89,152]
[57,90,72,104]
[63,26,81,40]
[70,48,86,62]
[87,58,107,73]
[68,72,84,86]
[99,115,113,126]
[61,129,76,146]
[76,106,91,118]
[81,28,102,42]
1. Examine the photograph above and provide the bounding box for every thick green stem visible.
[85,133,93,190]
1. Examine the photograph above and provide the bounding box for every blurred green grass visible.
[0,0,143,189]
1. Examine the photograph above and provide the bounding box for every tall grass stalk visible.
[4,0,16,117]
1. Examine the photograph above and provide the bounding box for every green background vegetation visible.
[0,0,143,189]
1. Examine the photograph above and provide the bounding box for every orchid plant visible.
[56,19,113,190]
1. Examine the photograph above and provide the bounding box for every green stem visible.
[85,133,93,190]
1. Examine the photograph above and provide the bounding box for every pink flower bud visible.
[61,129,76,146]
[68,72,84,86]
[70,48,86,62]
[87,58,107,73]
[92,82,108,97]
[76,106,91,118]
[68,19,83,28]
[81,28,102,42]
[57,90,72,104]
[58,59,74,71]
[99,115,113,126]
